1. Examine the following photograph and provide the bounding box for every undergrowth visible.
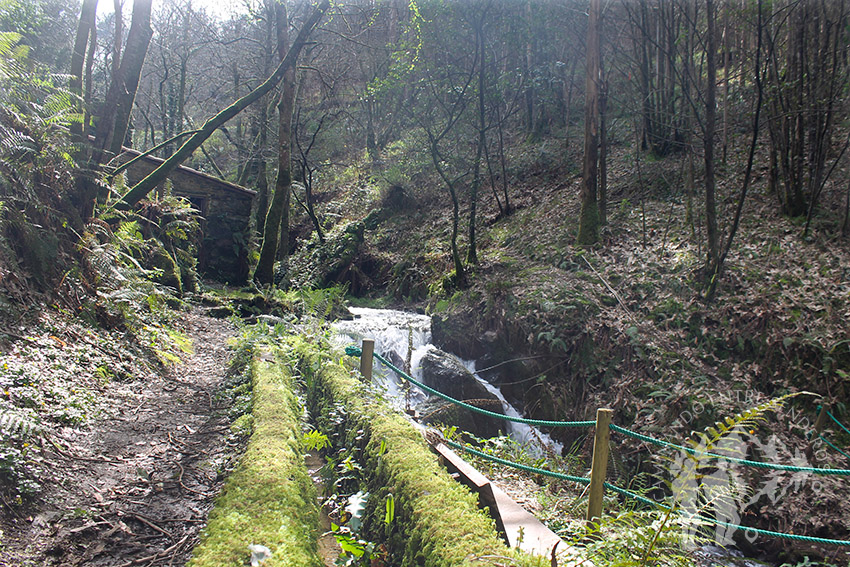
[289,333,548,567]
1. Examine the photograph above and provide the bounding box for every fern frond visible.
[0,32,23,55]
[0,124,35,156]
[0,409,43,438]
[687,392,805,452]
[41,92,76,126]
[115,221,144,244]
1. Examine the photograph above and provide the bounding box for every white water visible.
[335,309,773,564]
[334,307,562,455]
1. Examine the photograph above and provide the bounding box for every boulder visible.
[419,349,505,439]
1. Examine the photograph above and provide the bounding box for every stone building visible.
[119,149,256,284]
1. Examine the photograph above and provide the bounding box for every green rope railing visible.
[819,433,850,462]
[346,344,850,547]
[443,439,590,485]
[345,345,596,429]
[826,409,850,438]
[609,423,850,476]
[603,482,664,509]
[606,483,850,548]
[447,440,850,548]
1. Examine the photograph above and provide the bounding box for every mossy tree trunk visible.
[577,0,601,246]
[254,1,296,287]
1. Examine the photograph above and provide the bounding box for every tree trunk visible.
[118,0,330,210]
[722,0,730,164]
[427,134,465,287]
[598,64,608,226]
[95,0,153,160]
[468,8,487,265]
[523,0,535,137]
[111,0,122,81]
[704,0,719,281]
[255,1,297,287]
[577,0,601,245]
[70,0,98,143]
[705,0,764,300]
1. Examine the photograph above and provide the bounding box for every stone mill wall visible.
[120,151,256,284]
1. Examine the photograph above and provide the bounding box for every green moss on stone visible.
[292,337,547,567]
[187,351,322,567]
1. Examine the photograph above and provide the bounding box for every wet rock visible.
[419,349,505,439]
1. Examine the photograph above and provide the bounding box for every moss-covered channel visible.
[188,325,549,566]
[188,347,322,567]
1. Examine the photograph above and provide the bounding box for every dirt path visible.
[0,308,238,567]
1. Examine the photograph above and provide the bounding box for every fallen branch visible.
[174,460,211,497]
[45,437,122,463]
[127,512,172,539]
[116,535,189,567]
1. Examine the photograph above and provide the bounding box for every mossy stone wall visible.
[294,338,547,567]
[121,151,255,284]
[187,349,322,567]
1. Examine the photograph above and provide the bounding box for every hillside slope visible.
[295,139,850,562]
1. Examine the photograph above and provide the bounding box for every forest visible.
[1,0,849,565]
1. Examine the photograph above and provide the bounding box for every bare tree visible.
[577,0,601,245]
[117,0,330,209]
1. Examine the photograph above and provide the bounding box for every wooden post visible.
[813,405,829,436]
[360,339,375,382]
[586,408,613,528]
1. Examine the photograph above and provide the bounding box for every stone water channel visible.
[332,308,773,567]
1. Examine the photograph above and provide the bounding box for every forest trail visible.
[0,308,238,567]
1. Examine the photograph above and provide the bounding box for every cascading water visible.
[335,309,773,566]
[334,307,562,454]
[334,307,432,409]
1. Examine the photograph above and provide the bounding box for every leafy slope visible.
[304,140,850,560]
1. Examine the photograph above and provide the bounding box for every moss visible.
[149,246,182,294]
[292,337,547,567]
[188,351,322,567]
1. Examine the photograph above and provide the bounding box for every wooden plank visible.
[434,443,504,536]
[432,442,589,566]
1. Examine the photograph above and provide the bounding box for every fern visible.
[684,392,804,455]
[645,393,807,561]
[0,408,42,438]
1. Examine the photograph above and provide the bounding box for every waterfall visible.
[334,307,562,455]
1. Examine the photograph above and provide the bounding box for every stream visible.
[334,307,561,454]
[333,307,774,567]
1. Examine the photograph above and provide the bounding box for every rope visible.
[345,346,596,428]
[603,482,664,509]
[444,439,590,485]
[819,434,850,462]
[346,347,850,546]
[606,484,850,547]
[826,409,850,438]
[449,441,850,548]
[609,424,850,476]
